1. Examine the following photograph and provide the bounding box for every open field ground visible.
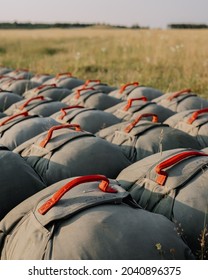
[0,28,208,97]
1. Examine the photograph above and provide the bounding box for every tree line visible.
[0,22,207,29]
[0,22,145,29]
[168,23,208,29]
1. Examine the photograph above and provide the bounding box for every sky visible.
[0,0,208,28]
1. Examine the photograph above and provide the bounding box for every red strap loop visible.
[167,88,192,101]
[33,73,51,77]
[155,151,208,186]
[124,113,158,133]
[58,106,85,120]
[84,79,101,86]
[39,124,81,148]
[38,175,117,215]
[187,108,208,124]
[122,97,147,111]
[19,96,45,110]
[14,68,29,73]
[0,111,29,126]
[119,82,139,94]
[55,72,72,79]
[34,84,57,92]
[0,75,10,79]
[75,87,95,99]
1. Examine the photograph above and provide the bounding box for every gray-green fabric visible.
[23,85,72,101]
[109,85,163,101]
[0,113,6,119]
[62,88,121,110]
[164,109,208,148]
[0,145,46,220]
[14,127,131,185]
[0,176,195,260]
[4,96,67,117]
[5,69,33,79]
[30,74,54,84]
[43,76,84,90]
[0,114,59,150]
[6,80,40,96]
[117,148,208,256]
[97,120,201,162]
[51,107,121,133]
[0,67,12,75]
[105,100,174,122]
[0,91,23,112]
[73,82,117,94]
[153,92,208,113]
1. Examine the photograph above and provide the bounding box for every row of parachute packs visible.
[0,66,208,260]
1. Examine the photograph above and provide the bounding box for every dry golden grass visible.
[0,28,208,96]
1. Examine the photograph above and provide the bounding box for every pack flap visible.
[61,108,96,122]
[122,121,168,137]
[145,149,208,192]
[34,180,133,227]
[0,115,38,134]
[117,101,155,115]
[78,89,102,103]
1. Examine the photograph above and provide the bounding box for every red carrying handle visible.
[3,77,24,86]
[38,174,117,215]
[39,124,81,148]
[55,72,72,79]
[124,113,158,133]
[0,75,10,79]
[155,151,208,186]
[122,97,147,111]
[119,82,139,94]
[187,108,208,124]
[34,73,51,77]
[13,68,29,73]
[19,96,45,110]
[0,111,29,126]
[34,83,57,92]
[167,88,192,101]
[84,79,101,86]
[75,87,95,99]
[58,105,85,120]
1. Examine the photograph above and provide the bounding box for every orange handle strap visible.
[0,75,10,79]
[58,105,84,120]
[75,87,95,99]
[14,68,29,73]
[38,174,117,215]
[8,77,24,82]
[55,72,72,79]
[0,111,29,126]
[19,96,45,110]
[167,88,192,101]
[124,113,158,133]
[122,97,147,111]
[187,108,208,124]
[39,124,81,148]
[34,73,50,77]
[155,151,208,186]
[119,82,139,94]
[3,77,16,85]
[34,83,57,92]
[84,79,101,86]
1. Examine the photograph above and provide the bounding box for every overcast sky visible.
[0,0,207,28]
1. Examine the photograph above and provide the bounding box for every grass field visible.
[0,28,208,97]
